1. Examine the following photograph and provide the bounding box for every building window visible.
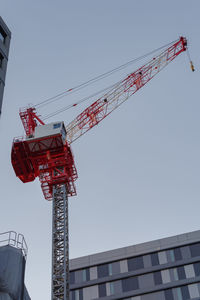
[194,262,200,276]
[151,253,159,266]
[165,289,174,300]
[0,26,6,44]
[153,271,162,285]
[53,123,61,129]
[190,243,200,257]
[122,276,139,292]
[108,263,112,276]
[128,256,144,271]
[71,289,83,300]
[169,249,175,262]
[174,248,182,260]
[97,264,109,278]
[109,282,114,295]
[82,268,90,281]
[70,271,75,284]
[98,283,106,297]
[172,268,179,281]
[0,52,3,68]
[181,285,190,300]
[177,266,186,280]
[176,287,183,300]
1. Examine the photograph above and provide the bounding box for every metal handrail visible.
[0,231,28,259]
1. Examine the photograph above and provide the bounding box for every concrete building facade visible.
[69,230,200,300]
[0,16,11,114]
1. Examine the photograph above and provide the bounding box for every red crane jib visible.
[65,37,187,144]
[11,133,78,200]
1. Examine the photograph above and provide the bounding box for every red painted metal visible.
[66,37,187,144]
[11,130,77,200]
[11,37,187,200]
[20,107,45,137]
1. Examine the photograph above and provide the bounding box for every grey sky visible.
[0,1,200,299]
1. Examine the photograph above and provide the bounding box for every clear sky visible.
[0,1,200,299]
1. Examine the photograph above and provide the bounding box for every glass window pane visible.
[113,280,122,294]
[177,266,186,280]
[151,253,159,266]
[175,287,183,300]
[71,290,75,300]
[75,290,79,300]
[70,271,75,284]
[122,276,139,292]
[108,263,112,276]
[97,264,109,278]
[82,269,86,281]
[110,282,114,295]
[169,250,175,262]
[181,286,190,300]
[79,289,83,300]
[86,268,90,281]
[128,256,144,271]
[98,283,106,297]
[165,289,174,300]
[174,248,182,260]
[194,262,200,276]
[173,268,179,281]
[153,271,162,285]
[190,243,200,257]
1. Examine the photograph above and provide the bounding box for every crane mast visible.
[11,37,187,300]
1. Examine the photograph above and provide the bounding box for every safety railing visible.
[0,231,28,259]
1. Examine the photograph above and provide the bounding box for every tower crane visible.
[11,37,190,300]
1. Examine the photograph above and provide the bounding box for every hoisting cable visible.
[34,39,179,109]
[43,80,121,120]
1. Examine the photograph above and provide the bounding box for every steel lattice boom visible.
[11,37,188,300]
[66,37,187,144]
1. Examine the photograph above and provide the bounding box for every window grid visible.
[71,282,200,299]
[70,243,200,284]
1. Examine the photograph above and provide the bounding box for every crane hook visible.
[190,61,195,72]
